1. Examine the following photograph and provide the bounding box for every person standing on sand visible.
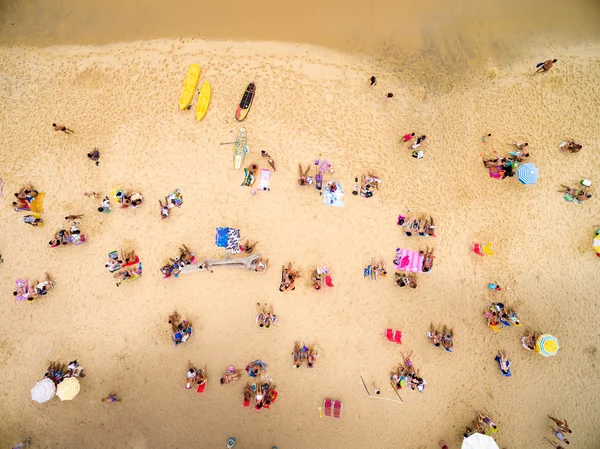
[370,76,377,86]
[535,59,557,73]
[52,123,74,134]
[482,133,491,142]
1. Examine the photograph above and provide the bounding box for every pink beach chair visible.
[323,399,342,419]
[385,329,402,344]
[473,243,484,256]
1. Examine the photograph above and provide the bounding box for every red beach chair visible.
[323,399,343,419]
[385,329,402,344]
[473,243,484,256]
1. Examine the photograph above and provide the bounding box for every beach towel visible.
[29,192,45,214]
[167,189,184,207]
[107,251,121,272]
[197,381,207,393]
[393,248,423,273]
[325,275,334,287]
[323,399,342,419]
[14,279,29,302]
[215,227,241,253]
[323,181,344,207]
[385,329,402,344]
[258,169,271,191]
[241,168,255,187]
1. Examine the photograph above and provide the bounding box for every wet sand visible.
[1,1,600,449]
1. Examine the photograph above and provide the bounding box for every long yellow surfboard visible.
[179,64,201,110]
[195,81,211,121]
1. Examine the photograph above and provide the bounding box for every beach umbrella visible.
[56,377,81,401]
[593,230,600,256]
[536,334,559,357]
[461,433,500,449]
[30,378,56,403]
[517,163,538,185]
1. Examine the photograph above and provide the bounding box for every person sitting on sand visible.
[102,394,121,403]
[28,273,54,300]
[311,269,322,290]
[256,303,277,328]
[297,164,312,187]
[87,148,100,165]
[575,190,592,202]
[130,193,143,208]
[372,259,387,277]
[220,367,243,385]
[548,416,572,434]
[169,312,192,346]
[559,140,582,153]
[521,331,538,351]
[402,217,416,237]
[120,249,139,266]
[421,247,435,272]
[22,215,43,226]
[494,350,512,377]
[179,244,196,264]
[427,323,442,347]
[293,342,305,368]
[535,59,557,74]
[395,273,417,288]
[441,326,454,352]
[280,263,299,292]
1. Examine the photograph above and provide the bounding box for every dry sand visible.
[1,2,600,449]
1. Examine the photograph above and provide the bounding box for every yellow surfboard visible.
[195,81,211,121]
[179,64,201,110]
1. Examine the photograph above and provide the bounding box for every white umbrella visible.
[462,433,500,449]
[30,378,56,403]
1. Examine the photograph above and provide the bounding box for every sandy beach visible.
[1,1,600,448]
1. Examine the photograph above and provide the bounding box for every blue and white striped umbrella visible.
[517,163,538,185]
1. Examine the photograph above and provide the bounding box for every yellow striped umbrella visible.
[56,377,81,401]
[536,334,559,357]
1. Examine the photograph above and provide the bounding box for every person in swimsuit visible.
[370,76,377,86]
[242,240,257,254]
[253,257,268,273]
[559,140,582,153]
[292,342,304,368]
[102,394,121,403]
[186,361,198,389]
[494,350,512,377]
[87,148,100,165]
[427,323,442,347]
[535,59,557,73]
[400,351,415,375]
[521,331,537,350]
[12,438,31,449]
[307,347,318,368]
[551,428,570,444]
[474,409,499,432]
[441,326,454,352]
[402,132,415,144]
[53,123,74,134]
[297,163,312,186]
[220,368,243,384]
[548,416,572,434]
[545,438,566,449]
[421,247,435,272]
[311,269,322,290]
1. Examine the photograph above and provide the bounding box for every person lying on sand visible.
[102,394,121,403]
[307,347,318,368]
[421,247,435,272]
[14,184,38,201]
[159,197,170,219]
[256,303,277,328]
[508,151,530,163]
[441,326,454,352]
[575,191,592,202]
[474,409,499,432]
[22,215,43,226]
[120,249,138,266]
[65,214,84,222]
[254,257,268,273]
[548,416,572,434]
[52,123,74,134]
[186,361,198,389]
[509,141,528,150]
[28,273,54,300]
[494,350,512,377]
[260,150,276,171]
[297,164,312,186]
[292,342,305,368]
[535,59,557,74]
[551,428,570,445]
[97,196,111,213]
[559,184,579,196]
[221,367,244,385]
[559,140,582,153]
[280,263,299,292]
[402,216,416,236]
[242,240,257,254]
[545,437,567,449]
[243,384,253,403]
[395,273,417,288]
[427,323,442,347]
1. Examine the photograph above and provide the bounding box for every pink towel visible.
[394,248,423,273]
[14,279,29,302]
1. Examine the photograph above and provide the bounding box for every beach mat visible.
[29,192,45,214]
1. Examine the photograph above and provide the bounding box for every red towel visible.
[197,382,206,393]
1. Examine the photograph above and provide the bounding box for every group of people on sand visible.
[292,342,319,368]
[279,263,300,292]
[391,351,426,392]
[547,415,572,447]
[185,361,207,391]
[169,311,193,346]
[44,360,85,386]
[161,245,196,279]
[558,140,583,153]
[12,184,39,212]
[256,303,278,328]
[297,160,334,192]
[106,249,141,286]
[14,273,55,302]
[243,381,278,411]
[485,302,521,331]
[113,190,143,209]
[462,409,498,438]
[398,214,436,237]
[310,266,334,290]
[427,324,454,352]
[401,132,427,159]
[352,173,382,198]
[559,181,592,204]
[364,258,386,280]
[49,218,86,247]
[481,142,530,180]
[395,273,417,288]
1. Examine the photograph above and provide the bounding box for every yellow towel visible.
[29,192,45,214]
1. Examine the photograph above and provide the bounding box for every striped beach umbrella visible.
[593,229,600,256]
[536,334,559,357]
[517,163,538,185]
[30,378,56,403]
[462,433,499,449]
[56,377,81,401]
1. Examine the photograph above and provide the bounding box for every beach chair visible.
[473,243,485,256]
[482,243,494,256]
[323,399,342,419]
[385,329,402,344]
[325,275,334,287]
